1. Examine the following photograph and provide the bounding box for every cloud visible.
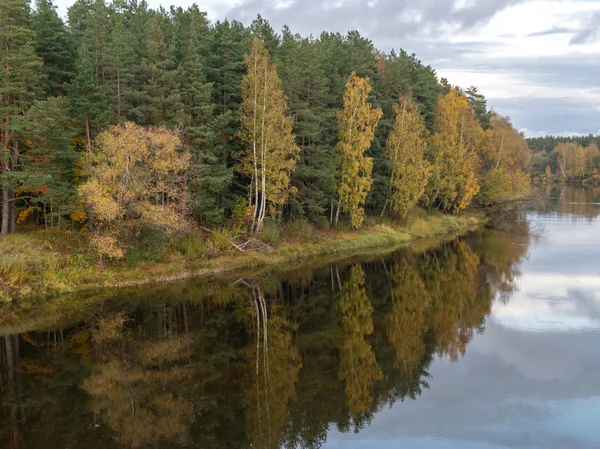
[222,0,527,40]
[570,10,600,44]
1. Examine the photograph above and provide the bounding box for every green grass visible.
[0,210,484,306]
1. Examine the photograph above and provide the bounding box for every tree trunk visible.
[1,188,9,236]
[8,190,15,233]
[85,114,92,153]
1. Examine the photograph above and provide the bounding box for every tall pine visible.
[0,0,43,235]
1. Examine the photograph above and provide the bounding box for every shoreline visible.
[1,212,485,306]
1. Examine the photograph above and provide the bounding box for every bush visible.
[282,219,315,242]
[259,222,280,246]
[172,232,209,260]
[210,228,234,252]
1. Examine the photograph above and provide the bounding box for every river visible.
[1,185,599,448]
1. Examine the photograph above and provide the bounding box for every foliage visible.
[424,87,482,213]
[237,38,300,232]
[383,92,431,218]
[336,72,382,229]
[79,123,190,259]
[477,114,531,205]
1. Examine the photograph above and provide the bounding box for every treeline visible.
[0,0,532,255]
[528,135,600,179]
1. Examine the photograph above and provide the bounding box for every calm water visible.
[1,186,600,449]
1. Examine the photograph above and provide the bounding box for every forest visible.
[1,0,533,264]
[528,135,600,180]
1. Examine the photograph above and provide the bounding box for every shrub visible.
[282,219,315,242]
[172,232,209,260]
[210,228,233,252]
[259,222,280,246]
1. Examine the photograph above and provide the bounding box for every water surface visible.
[1,185,599,448]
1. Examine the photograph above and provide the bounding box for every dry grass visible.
[0,210,485,305]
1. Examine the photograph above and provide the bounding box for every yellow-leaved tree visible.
[335,72,382,228]
[79,122,190,262]
[424,87,483,213]
[382,92,431,219]
[477,114,531,206]
[238,38,299,232]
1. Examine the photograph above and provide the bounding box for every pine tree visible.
[31,0,75,96]
[66,43,110,153]
[277,28,336,222]
[0,0,43,235]
[237,38,300,232]
[139,14,182,127]
[465,86,492,130]
[179,10,233,224]
[20,97,78,228]
[335,73,382,229]
[104,7,136,123]
[68,0,109,85]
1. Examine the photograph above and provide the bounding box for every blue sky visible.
[52,0,600,137]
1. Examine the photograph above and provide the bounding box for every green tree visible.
[66,42,110,153]
[31,0,75,96]
[335,72,382,228]
[178,10,233,224]
[139,14,182,127]
[104,7,136,123]
[277,27,336,222]
[67,0,109,85]
[0,0,43,235]
[465,86,492,130]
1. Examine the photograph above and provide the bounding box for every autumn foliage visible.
[336,73,382,229]
[79,122,190,260]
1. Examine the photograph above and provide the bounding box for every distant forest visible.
[1,0,532,258]
[527,135,600,179]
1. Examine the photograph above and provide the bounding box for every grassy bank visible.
[0,211,484,304]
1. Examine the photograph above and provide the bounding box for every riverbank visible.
[0,211,484,304]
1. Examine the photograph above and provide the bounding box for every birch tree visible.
[335,72,382,229]
[382,92,430,219]
[424,87,482,213]
[238,38,299,232]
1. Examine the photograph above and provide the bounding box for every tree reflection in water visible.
[0,205,538,449]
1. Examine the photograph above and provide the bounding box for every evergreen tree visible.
[104,7,136,123]
[465,86,492,130]
[250,14,280,57]
[277,28,336,221]
[0,0,43,235]
[68,0,109,85]
[66,43,110,152]
[139,14,182,127]
[179,10,233,224]
[31,0,75,96]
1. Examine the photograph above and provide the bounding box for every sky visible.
[52,0,600,137]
